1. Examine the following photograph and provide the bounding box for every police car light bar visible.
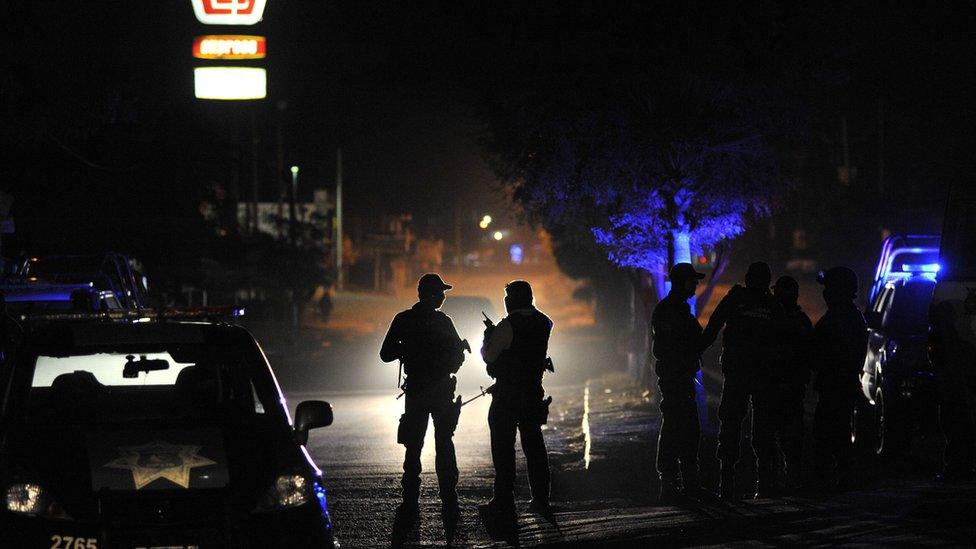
[870,234,940,304]
[17,306,245,324]
[901,263,941,273]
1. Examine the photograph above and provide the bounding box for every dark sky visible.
[1,1,974,256]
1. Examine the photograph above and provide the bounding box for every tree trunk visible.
[625,269,657,387]
[670,228,695,311]
[695,240,732,319]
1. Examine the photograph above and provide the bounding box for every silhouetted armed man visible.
[810,267,867,491]
[651,263,706,503]
[482,280,553,518]
[380,273,465,524]
[701,261,781,499]
[770,275,813,492]
[930,286,976,482]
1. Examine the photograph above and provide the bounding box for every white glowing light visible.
[194,67,267,100]
[493,231,504,241]
[5,483,42,514]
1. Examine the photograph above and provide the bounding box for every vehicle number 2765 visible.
[50,535,97,549]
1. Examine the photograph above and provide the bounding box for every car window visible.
[21,343,281,425]
[883,281,936,335]
[874,286,894,314]
[32,352,193,387]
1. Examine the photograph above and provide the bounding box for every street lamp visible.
[289,165,299,241]
[493,231,504,241]
[479,215,492,229]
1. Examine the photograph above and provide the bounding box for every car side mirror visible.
[294,400,333,446]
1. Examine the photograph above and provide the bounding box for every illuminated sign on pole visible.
[190,0,268,25]
[194,67,267,100]
[193,36,266,59]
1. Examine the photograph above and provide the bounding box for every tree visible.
[486,73,801,316]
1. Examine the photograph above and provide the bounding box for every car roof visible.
[893,275,937,289]
[26,321,249,348]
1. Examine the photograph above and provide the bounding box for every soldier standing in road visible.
[770,275,814,492]
[810,267,868,491]
[651,263,706,503]
[482,280,554,518]
[380,273,466,525]
[701,262,781,499]
[930,286,976,482]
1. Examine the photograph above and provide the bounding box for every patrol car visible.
[0,253,148,313]
[857,234,940,455]
[0,308,337,548]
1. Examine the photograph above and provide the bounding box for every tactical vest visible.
[723,288,777,352]
[399,307,457,383]
[494,309,552,387]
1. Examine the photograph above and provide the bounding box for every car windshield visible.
[885,280,936,335]
[22,343,279,425]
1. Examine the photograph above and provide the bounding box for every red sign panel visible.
[193,35,266,59]
[190,0,267,25]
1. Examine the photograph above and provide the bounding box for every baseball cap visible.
[668,263,706,281]
[418,273,453,293]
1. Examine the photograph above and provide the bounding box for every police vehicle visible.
[0,253,148,313]
[0,307,337,548]
[857,234,940,455]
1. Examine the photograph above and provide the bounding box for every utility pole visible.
[840,114,851,186]
[877,96,885,195]
[276,100,287,238]
[289,165,299,244]
[454,204,463,273]
[335,148,344,291]
[250,109,260,234]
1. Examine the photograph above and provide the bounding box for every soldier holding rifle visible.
[380,273,466,525]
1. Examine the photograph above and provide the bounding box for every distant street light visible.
[289,165,299,241]
[479,215,492,229]
[493,231,504,241]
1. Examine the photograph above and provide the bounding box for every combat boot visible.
[657,472,683,505]
[755,462,780,498]
[394,499,420,527]
[719,464,736,501]
[441,499,461,523]
[782,459,803,494]
[486,496,516,519]
[680,465,709,500]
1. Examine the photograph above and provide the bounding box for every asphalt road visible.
[290,386,586,548]
[287,374,976,548]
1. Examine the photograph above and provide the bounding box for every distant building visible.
[237,189,334,241]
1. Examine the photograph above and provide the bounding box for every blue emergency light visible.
[901,263,941,273]
[869,235,941,303]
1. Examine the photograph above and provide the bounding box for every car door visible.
[863,285,893,400]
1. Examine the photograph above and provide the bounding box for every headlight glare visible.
[6,483,43,514]
[4,483,70,519]
[254,474,310,512]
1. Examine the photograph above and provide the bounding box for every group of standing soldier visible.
[378,261,869,524]
[380,274,554,530]
[652,261,867,501]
